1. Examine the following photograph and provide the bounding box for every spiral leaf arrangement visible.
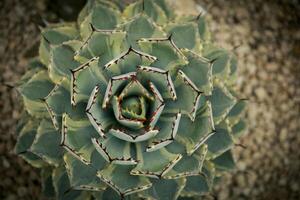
[15,0,247,199]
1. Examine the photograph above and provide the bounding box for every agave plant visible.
[15,0,246,199]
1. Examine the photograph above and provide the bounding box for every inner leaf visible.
[121,96,147,121]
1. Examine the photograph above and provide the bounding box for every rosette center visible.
[121,96,147,121]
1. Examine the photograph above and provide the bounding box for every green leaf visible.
[164,145,207,179]
[15,120,39,154]
[31,120,63,166]
[146,114,180,152]
[121,15,165,48]
[181,175,209,197]
[181,49,212,95]
[41,168,56,198]
[86,86,115,137]
[209,84,236,124]
[141,178,185,200]
[132,144,182,178]
[64,152,106,191]
[231,119,247,139]
[75,30,126,65]
[92,134,138,165]
[39,23,79,66]
[52,166,91,200]
[45,79,86,124]
[227,99,247,125]
[204,47,231,78]
[136,66,176,100]
[167,23,197,50]
[15,120,47,168]
[111,96,144,130]
[80,4,120,39]
[50,43,81,81]
[164,70,202,121]
[62,114,100,164]
[71,58,108,104]
[153,0,174,19]
[175,107,214,155]
[97,165,152,196]
[19,70,54,101]
[197,15,210,41]
[212,150,235,172]
[138,38,187,71]
[205,125,234,158]
[123,0,168,25]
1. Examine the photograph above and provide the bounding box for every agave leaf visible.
[92,134,138,165]
[75,30,126,65]
[15,120,48,168]
[22,97,48,117]
[147,82,165,128]
[204,47,231,79]
[41,168,56,198]
[30,120,63,167]
[80,4,121,39]
[18,70,54,101]
[205,124,234,159]
[92,187,125,200]
[71,57,108,105]
[86,86,115,137]
[231,119,247,139]
[228,55,238,84]
[180,49,212,95]
[120,15,166,48]
[140,178,186,200]
[49,43,81,83]
[180,175,209,197]
[227,99,247,126]
[137,65,176,100]
[164,145,208,179]
[138,36,188,71]
[45,79,86,128]
[18,70,54,116]
[39,23,79,66]
[209,83,236,124]
[175,106,214,155]
[153,0,174,19]
[52,166,91,200]
[111,96,144,130]
[97,165,152,197]
[132,144,182,178]
[164,70,203,121]
[211,150,235,172]
[124,0,168,25]
[197,14,210,41]
[146,113,181,152]
[62,114,100,164]
[166,23,199,50]
[64,152,106,191]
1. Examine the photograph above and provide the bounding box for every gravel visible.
[1,0,299,199]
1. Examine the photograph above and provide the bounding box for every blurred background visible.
[0,0,299,199]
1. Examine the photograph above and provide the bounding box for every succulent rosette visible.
[15,0,247,199]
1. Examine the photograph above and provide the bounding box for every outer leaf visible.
[52,166,90,200]
[205,124,234,159]
[31,120,63,166]
[212,150,235,172]
[39,23,79,65]
[41,168,56,198]
[140,178,186,200]
[64,152,106,191]
[97,165,152,197]
[132,144,182,178]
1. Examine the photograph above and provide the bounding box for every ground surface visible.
[0,0,299,199]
